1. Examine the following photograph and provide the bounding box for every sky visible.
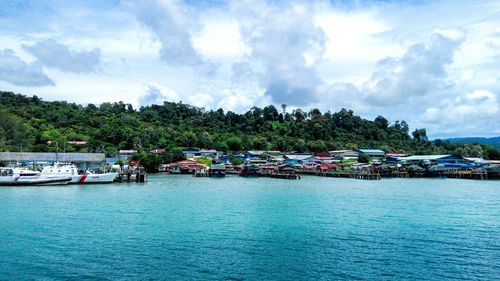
[0,0,499,138]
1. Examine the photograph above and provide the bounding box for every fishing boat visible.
[0,167,71,186]
[41,163,118,184]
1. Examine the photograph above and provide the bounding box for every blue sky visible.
[0,0,499,138]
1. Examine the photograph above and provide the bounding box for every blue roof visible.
[357,149,385,154]
[106,157,118,163]
[402,155,455,161]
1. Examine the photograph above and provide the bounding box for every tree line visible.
[1,91,498,162]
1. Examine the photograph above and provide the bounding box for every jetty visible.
[116,168,147,182]
[157,149,499,181]
[116,160,147,182]
[443,169,489,180]
[259,171,300,180]
[193,168,209,177]
[317,170,381,180]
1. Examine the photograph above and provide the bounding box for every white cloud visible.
[192,14,248,59]
[231,1,327,105]
[420,90,499,137]
[364,33,464,105]
[0,0,499,137]
[315,6,393,62]
[322,32,464,116]
[187,93,214,108]
[139,82,181,107]
[126,0,218,75]
[0,49,54,86]
[24,39,102,73]
[217,93,254,113]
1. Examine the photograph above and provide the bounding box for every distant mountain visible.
[447,137,500,150]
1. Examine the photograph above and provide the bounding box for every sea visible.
[0,175,498,280]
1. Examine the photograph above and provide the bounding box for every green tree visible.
[358,153,370,163]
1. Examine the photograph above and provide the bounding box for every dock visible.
[178,163,498,181]
[379,171,410,178]
[116,167,147,182]
[260,172,300,180]
[317,171,381,180]
[444,170,489,180]
[193,169,209,177]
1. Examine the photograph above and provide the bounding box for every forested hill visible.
[0,91,498,159]
[447,137,500,150]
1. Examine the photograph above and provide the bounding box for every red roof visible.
[314,153,331,157]
[176,160,200,165]
[319,164,337,170]
[164,160,206,170]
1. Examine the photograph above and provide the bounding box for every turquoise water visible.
[0,176,498,280]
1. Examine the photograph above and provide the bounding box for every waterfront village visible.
[1,147,499,182]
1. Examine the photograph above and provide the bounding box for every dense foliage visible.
[1,91,498,160]
[447,137,500,150]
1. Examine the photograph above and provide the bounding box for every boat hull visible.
[0,177,72,186]
[69,172,118,184]
[209,173,226,178]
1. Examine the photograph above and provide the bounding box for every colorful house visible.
[160,159,207,174]
[314,153,334,163]
[284,154,315,165]
[398,154,471,166]
[329,150,359,159]
[246,150,265,158]
[199,149,219,158]
[150,148,166,154]
[119,150,137,159]
[182,148,200,159]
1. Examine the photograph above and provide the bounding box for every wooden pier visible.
[296,168,319,175]
[193,169,209,177]
[260,172,300,180]
[171,164,498,181]
[317,171,381,180]
[444,170,489,180]
[379,171,410,178]
[116,168,147,183]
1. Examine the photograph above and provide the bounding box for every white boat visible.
[41,163,118,184]
[0,167,71,186]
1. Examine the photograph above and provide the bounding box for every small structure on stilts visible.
[208,164,226,177]
[193,167,209,177]
[116,160,147,182]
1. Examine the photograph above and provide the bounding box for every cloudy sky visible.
[0,0,499,138]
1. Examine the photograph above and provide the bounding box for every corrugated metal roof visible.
[119,150,136,154]
[200,149,217,153]
[0,152,105,162]
[329,150,356,153]
[400,155,452,161]
[247,150,264,155]
[285,155,314,160]
[357,149,386,154]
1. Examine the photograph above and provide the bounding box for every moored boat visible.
[0,167,71,186]
[41,163,118,184]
